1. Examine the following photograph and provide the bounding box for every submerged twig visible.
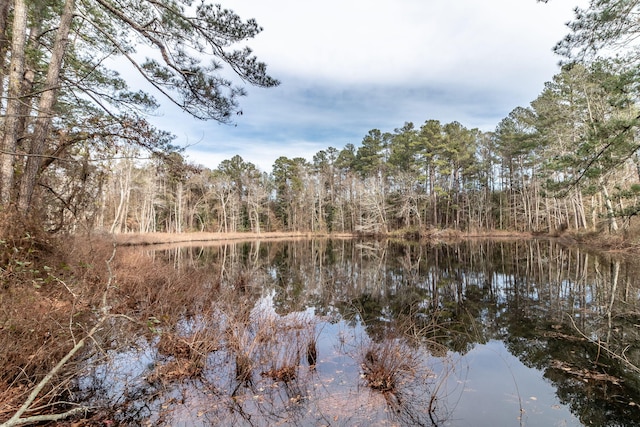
[566,313,640,374]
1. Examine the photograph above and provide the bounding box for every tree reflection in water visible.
[79,239,640,426]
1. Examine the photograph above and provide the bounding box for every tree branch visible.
[1,245,120,427]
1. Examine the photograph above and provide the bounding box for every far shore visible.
[112,231,355,247]
[108,229,536,247]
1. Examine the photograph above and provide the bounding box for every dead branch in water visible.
[1,245,120,427]
[566,313,640,375]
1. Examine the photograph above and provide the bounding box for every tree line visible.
[2,1,640,235]
[99,61,640,235]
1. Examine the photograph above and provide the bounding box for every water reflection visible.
[82,239,640,426]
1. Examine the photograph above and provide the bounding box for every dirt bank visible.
[111,231,356,246]
[110,229,537,247]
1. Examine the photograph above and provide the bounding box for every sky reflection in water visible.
[79,239,639,426]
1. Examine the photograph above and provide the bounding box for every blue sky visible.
[146,0,587,173]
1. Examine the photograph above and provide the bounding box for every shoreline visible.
[111,231,355,246]
[108,229,535,247]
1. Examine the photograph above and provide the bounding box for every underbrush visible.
[0,213,216,425]
[0,217,323,425]
[3,219,577,425]
[0,214,102,404]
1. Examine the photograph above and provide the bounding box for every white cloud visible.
[141,0,590,173]
[229,0,585,86]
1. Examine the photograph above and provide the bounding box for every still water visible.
[81,238,640,426]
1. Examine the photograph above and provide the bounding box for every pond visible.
[79,238,640,426]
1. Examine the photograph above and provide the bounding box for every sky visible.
[146,0,588,173]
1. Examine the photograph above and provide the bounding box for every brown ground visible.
[112,231,354,246]
[110,229,535,247]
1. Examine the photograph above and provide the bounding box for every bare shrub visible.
[0,226,117,420]
[261,365,297,382]
[0,228,222,424]
[222,302,316,395]
[149,327,220,385]
[109,247,217,322]
[306,338,318,368]
[360,340,416,394]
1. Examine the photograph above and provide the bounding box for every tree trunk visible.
[109,161,132,234]
[18,0,75,212]
[0,0,27,205]
[0,0,12,111]
[175,181,183,233]
[600,178,619,232]
[15,13,45,166]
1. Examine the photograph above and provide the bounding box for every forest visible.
[94,91,640,236]
[0,1,639,238]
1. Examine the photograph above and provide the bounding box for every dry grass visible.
[360,340,417,394]
[224,306,316,393]
[422,228,533,240]
[0,214,115,421]
[147,358,204,384]
[108,247,216,321]
[261,365,297,382]
[0,218,232,422]
[0,215,100,379]
[112,231,355,247]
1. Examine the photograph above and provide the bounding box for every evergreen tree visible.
[0,0,278,217]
